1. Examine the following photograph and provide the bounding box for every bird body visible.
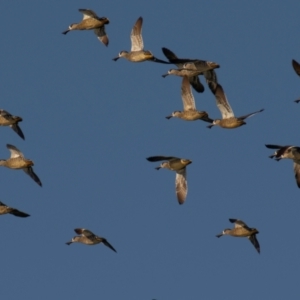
[66,228,117,252]
[206,81,264,129]
[166,76,212,122]
[216,219,260,253]
[147,156,192,204]
[0,144,42,186]
[266,144,300,187]
[62,9,109,46]
[113,17,169,63]
[0,109,24,139]
[0,201,30,218]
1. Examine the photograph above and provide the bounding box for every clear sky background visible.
[1,1,300,299]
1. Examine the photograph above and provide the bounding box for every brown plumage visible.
[66,228,117,252]
[162,47,211,93]
[62,9,109,46]
[216,219,260,253]
[0,201,29,218]
[113,17,170,63]
[266,144,300,188]
[206,81,264,129]
[0,109,24,140]
[146,156,192,205]
[0,144,42,186]
[166,76,213,122]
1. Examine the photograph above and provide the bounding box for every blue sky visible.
[1,1,300,299]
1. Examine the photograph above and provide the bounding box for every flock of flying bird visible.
[1,8,300,254]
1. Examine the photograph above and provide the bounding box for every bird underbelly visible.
[219,121,244,129]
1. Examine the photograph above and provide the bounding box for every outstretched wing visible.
[293,162,300,188]
[79,9,99,19]
[9,208,30,218]
[102,238,117,253]
[238,109,264,121]
[131,17,143,51]
[75,228,95,238]
[10,124,25,140]
[23,167,42,187]
[292,59,300,76]
[146,156,178,162]
[175,168,187,205]
[248,235,260,253]
[208,81,234,119]
[94,26,109,46]
[7,144,24,158]
[188,76,204,93]
[161,47,178,61]
[229,218,249,229]
[181,76,196,111]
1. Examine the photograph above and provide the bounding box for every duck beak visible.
[112,56,120,61]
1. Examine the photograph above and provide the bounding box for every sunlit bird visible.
[0,144,42,186]
[0,201,29,218]
[166,76,213,122]
[146,156,192,205]
[62,9,109,46]
[162,47,210,93]
[206,80,264,129]
[216,219,260,253]
[265,144,300,188]
[0,109,24,140]
[113,17,170,63]
[66,228,117,252]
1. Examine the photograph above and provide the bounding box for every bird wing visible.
[23,167,42,187]
[238,109,264,120]
[229,218,249,229]
[94,26,109,46]
[181,76,196,111]
[102,238,117,253]
[292,59,300,76]
[79,9,98,19]
[74,228,94,238]
[188,76,205,93]
[10,124,25,140]
[7,144,24,158]
[146,156,178,162]
[131,17,143,51]
[175,168,187,205]
[161,47,178,61]
[293,162,300,188]
[0,109,13,120]
[203,70,218,84]
[265,144,286,149]
[9,208,30,218]
[208,81,234,118]
[248,235,260,253]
